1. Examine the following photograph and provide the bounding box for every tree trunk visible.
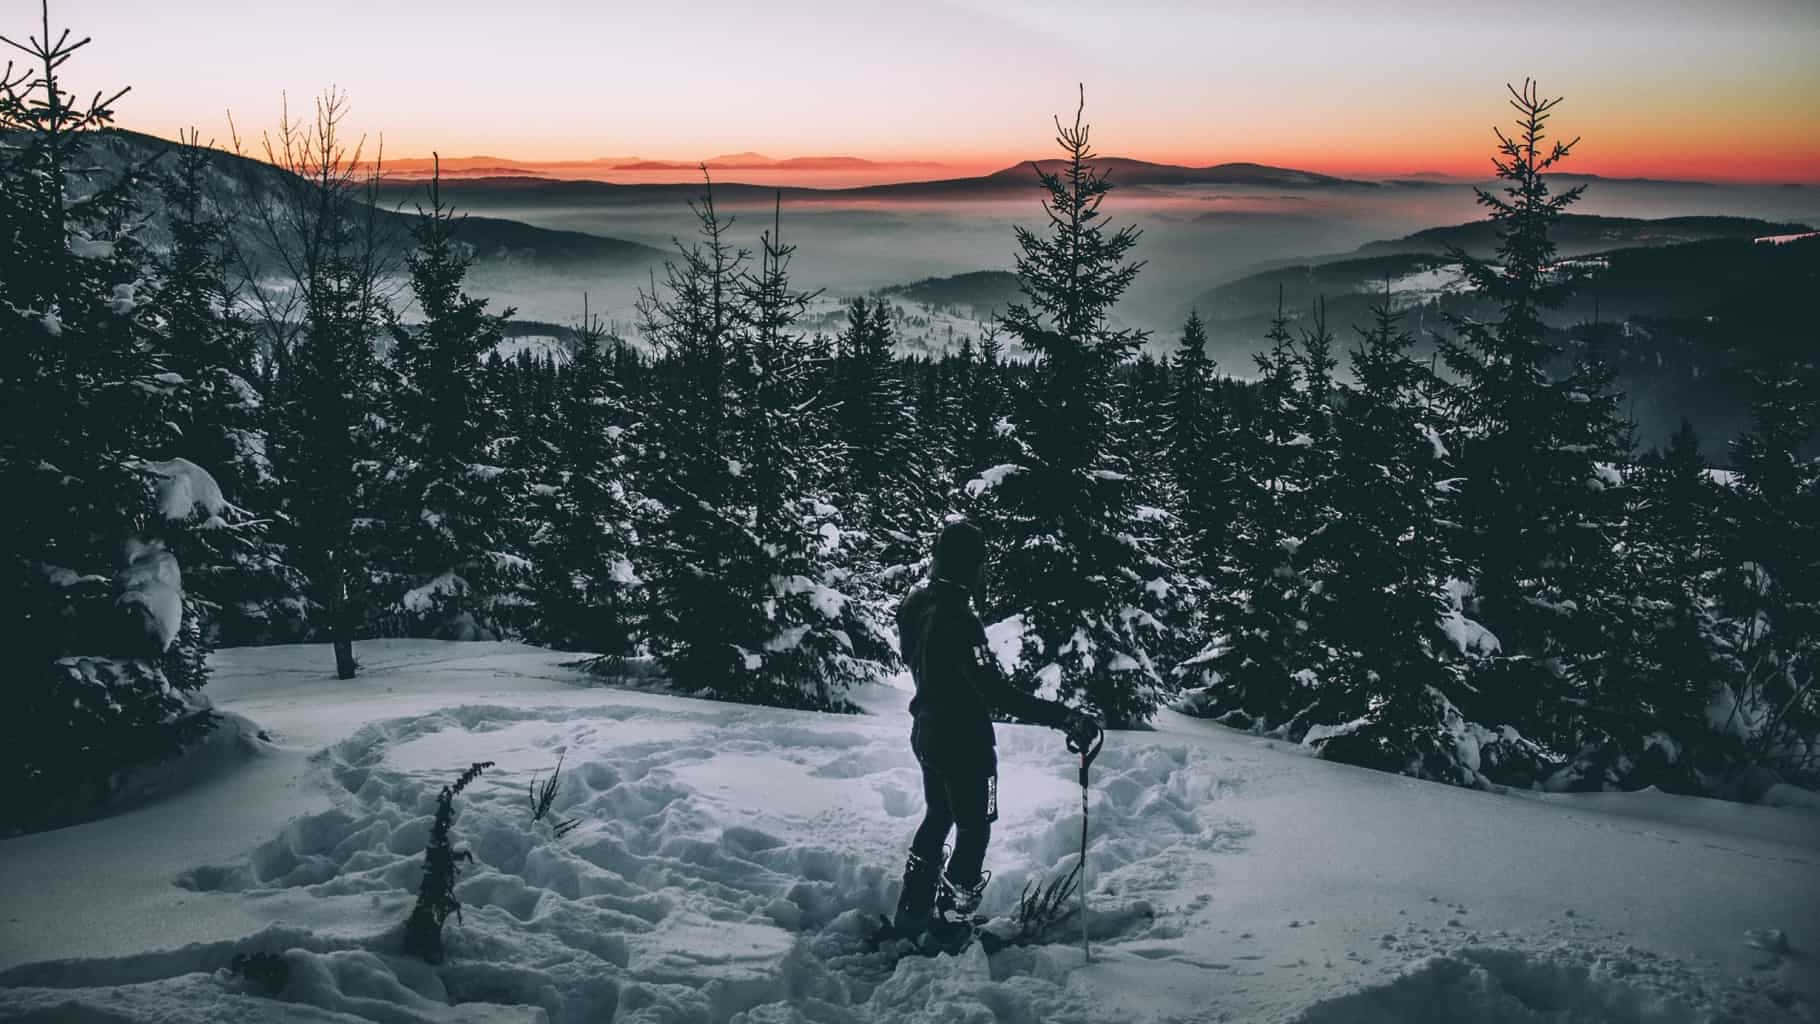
[328,559,358,679]
[334,636,357,680]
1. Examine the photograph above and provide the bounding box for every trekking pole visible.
[1066,727,1104,962]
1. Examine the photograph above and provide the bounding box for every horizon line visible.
[119,125,1820,189]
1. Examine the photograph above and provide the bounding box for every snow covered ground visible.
[1,640,1816,1023]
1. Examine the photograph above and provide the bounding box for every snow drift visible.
[0,641,1814,1023]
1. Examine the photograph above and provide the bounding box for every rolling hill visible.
[95,130,665,268]
[398,155,1381,208]
[878,270,1023,316]
[1174,226,1819,455]
[1182,215,1812,325]
[1350,214,1812,260]
[985,157,1371,188]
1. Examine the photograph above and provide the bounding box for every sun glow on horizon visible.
[53,0,1820,186]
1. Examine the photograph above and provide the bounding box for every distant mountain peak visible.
[983,156,1370,188]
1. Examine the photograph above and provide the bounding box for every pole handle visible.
[1066,726,1103,786]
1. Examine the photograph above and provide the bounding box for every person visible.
[892,518,1102,934]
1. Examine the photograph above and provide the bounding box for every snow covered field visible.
[1,640,1816,1023]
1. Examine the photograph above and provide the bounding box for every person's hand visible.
[1063,709,1102,753]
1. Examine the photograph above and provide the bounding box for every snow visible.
[1376,263,1473,306]
[1439,612,1500,656]
[1704,468,1740,488]
[492,335,571,365]
[70,235,116,260]
[116,539,184,651]
[1439,578,1501,657]
[143,457,229,524]
[772,574,847,619]
[1754,231,1820,245]
[965,463,1023,498]
[1,640,1816,1023]
[108,282,138,314]
[984,615,1028,675]
[401,573,467,613]
[466,463,508,482]
[1420,424,1449,460]
[608,557,640,586]
[224,372,264,410]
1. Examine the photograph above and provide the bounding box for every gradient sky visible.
[44,0,1820,182]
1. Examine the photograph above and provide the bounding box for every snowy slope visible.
[0,640,1815,1023]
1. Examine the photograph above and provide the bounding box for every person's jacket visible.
[897,577,1070,755]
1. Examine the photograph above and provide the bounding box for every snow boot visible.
[891,849,941,935]
[935,868,990,926]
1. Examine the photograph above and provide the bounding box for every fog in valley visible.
[437,176,1820,362]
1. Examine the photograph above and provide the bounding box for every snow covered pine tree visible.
[2,10,260,828]
[637,179,892,709]
[969,87,1185,728]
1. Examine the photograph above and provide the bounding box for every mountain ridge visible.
[97,129,665,267]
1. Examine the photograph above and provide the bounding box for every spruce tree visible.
[833,296,929,566]
[148,131,265,496]
[1,7,237,822]
[525,302,642,657]
[1116,350,1172,501]
[1435,81,1629,751]
[734,200,894,706]
[1714,369,1820,784]
[1304,301,1477,779]
[1558,419,1725,790]
[1163,311,1230,573]
[979,89,1179,726]
[234,90,395,678]
[383,157,522,639]
[636,175,757,697]
[638,182,891,708]
[144,131,296,645]
[946,329,1014,492]
[1190,302,1322,731]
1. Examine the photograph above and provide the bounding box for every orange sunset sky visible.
[48,0,1820,184]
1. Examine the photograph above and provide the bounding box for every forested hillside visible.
[4,8,1815,839]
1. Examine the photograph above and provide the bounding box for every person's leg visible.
[937,753,997,920]
[943,767,995,884]
[909,756,956,861]
[894,725,954,930]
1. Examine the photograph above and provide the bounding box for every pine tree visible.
[731,198,894,707]
[1557,418,1725,790]
[1,6,237,823]
[1435,81,1628,751]
[1163,311,1231,579]
[946,328,1014,492]
[636,174,758,697]
[979,89,1178,726]
[1116,349,1172,499]
[233,90,396,678]
[833,296,929,566]
[1189,301,1322,731]
[383,157,522,639]
[1714,369,1820,784]
[144,131,296,645]
[1304,301,1479,780]
[525,302,642,656]
[148,131,264,496]
[637,182,891,708]
[1293,300,1340,535]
